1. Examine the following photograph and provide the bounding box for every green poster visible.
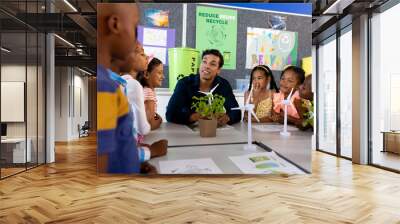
[196,6,237,70]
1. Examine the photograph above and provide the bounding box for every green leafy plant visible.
[191,94,226,120]
[302,100,314,127]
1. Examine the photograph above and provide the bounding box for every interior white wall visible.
[72,72,89,138]
[54,67,89,141]
[1,65,33,138]
[55,66,69,141]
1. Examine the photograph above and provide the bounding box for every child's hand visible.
[217,114,230,126]
[150,139,168,158]
[140,162,158,174]
[189,113,200,123]
[271,112,284,123]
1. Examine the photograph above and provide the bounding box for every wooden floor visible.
[373,151,400,171]
[1,135,400,223]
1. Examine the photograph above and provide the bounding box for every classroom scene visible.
[1,1,400,223]
[97,3,313,175]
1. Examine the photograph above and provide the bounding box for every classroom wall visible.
[1,64,45,162]
[139,3,311,89]
[1,65,41,138]
[54,67,89,141]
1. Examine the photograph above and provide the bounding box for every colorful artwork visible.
[137,26,175,65]
[196,6,237,70]
[302,56,312,76]
[246,27,298,70]
[145,9,169,27]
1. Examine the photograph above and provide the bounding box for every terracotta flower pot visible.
[199,118,217,137]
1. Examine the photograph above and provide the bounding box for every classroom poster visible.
[144,9,169,27]
[196,6,237,70]
[137,25,175,65]
[245,27,298,70]
[302,56,312,76]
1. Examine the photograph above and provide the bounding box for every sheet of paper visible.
[159,158,223,174]
[143,27,168,46]
[229,152,304,175]
[253,124,298,132]
[143,46,167,64]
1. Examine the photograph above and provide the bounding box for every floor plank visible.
[1,135,400,223]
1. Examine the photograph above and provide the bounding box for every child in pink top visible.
[272,66,305,123]
[137,57,164,130]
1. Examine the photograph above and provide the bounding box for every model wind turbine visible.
[280,88,294,137]
[232,87,260,151]
[198,83,220,105]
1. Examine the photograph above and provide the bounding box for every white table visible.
[146,122,312,173]
[144,123,248,147]
[1,138,31,163]
[237,123,312,172]
[149,144,280,174]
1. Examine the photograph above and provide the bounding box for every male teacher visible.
[166,49,241,125]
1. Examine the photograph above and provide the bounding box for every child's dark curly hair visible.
[280,66,305,85]
[137,57,162,87]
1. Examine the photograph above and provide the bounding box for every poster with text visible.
[246,27,298,70]
[196,6,237,70]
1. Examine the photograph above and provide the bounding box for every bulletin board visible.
[139,3,311,89]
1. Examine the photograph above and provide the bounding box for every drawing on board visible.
[137,25,176,65]
[144,9,169,27]
[246,27,298,70]
[159,158,223,174]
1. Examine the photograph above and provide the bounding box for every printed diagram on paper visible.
[229,152,304,174]
[159,158,223,174]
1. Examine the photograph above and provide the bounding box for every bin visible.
[168,48,200,91]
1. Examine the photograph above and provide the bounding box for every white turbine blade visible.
[287,88,294,100]
[210,83,219,94]
[198,91,208,95]
[251,111,260,122]
[246,88,253,105]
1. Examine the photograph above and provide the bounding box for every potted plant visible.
[191,94,225,137]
